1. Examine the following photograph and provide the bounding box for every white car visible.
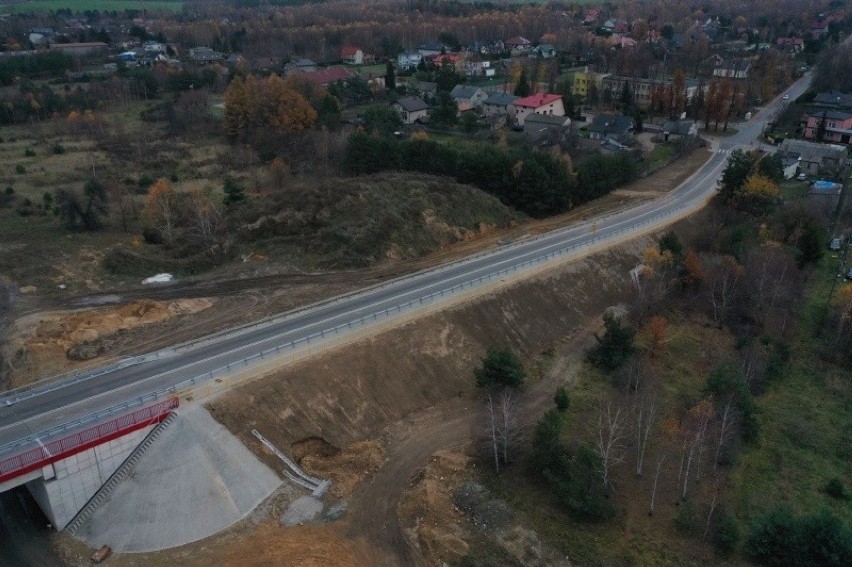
[782,94,790,100]
[797,173,807,181]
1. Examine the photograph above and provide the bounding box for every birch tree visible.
[594,402,627,488]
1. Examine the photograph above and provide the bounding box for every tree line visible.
[343,133,637,218]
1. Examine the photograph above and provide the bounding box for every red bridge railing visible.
[0,397,178,484]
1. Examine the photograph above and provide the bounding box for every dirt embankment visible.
[0,299,214,389]
[206,234,657,563]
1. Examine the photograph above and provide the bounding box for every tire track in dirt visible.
[347,329,598,565]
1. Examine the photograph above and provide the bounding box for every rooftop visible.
[513,93,562,108]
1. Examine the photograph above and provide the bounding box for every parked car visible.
[847,267,852,280]
[797,173,807,181]
[830,238,842,251]
[782,94,790,100]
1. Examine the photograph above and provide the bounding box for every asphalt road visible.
[0,73,812,455]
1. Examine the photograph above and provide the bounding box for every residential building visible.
[778,139,847,175]
[417,42,446,57]
[660,119,698,140]
[298,66,355,86]
[392,96,430,124]
[340,46,364,65]
[189,46,223,63]
[397,51,422,71]
[572,68,609,100]
[450,85,488,108]
[801,110,852,144]
[532,44,556,59]
[523,113,571,145]
[775,37,804,53]
[284,58,317,73]
[600,75,701,110]
[507,36,532,51]
[811,91,852,111]
[511,93,565,126]
[713,59,751,79]
[482,93,518,117]
[588,113,635,140]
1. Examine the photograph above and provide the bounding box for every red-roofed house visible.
[507,36,532,51]
[511,93,565,126]
[340,46,364,65]
[776,37,803,52]
[299,66,355,86]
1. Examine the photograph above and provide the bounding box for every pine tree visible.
[514,67,531,97]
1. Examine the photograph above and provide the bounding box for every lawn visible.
[0,0,183,13]
[727,255,852,528]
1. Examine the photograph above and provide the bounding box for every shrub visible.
[714,511,740,557]
[824,478,850,501]
[52,143,66,154]
[745,508,852,566]
[15,164,25,174]
[138,174,154,189]
[587,313,636,370]
[169,173,179,182]
[4,186,13,195]
[24,148,35,157]
[554,386,570,412]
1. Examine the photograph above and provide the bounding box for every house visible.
[778,139,847,176]
[572,68,609,100]
[397,52,422,71]
[393,96,430,125]
[284,58,317,73]
[811,91,852,111]
[660,119,698,140]
[464,57,492,77]
[600,75,702,110]
[189,46,223,63]
[523,113,571,145]
[507,36,532,51]
[50,42,108,57]
[801,110,852,144]
[450,85,488,108]
[583,7,600,26]
[776,37,803,53]
[468,39,505,55]
[431,53,462,71]
[511,93,565,126]
[409,80,438,99]
[532,44,556,59]
[359,71,386,91]
[482,93,518,118]
[340,46,364,65]
[118,51,136,62]
[713,59,751,79]
[588,113,635,140]
[809,20,829,40]
[617,37,638,48]
[418,42,447,57]
[143,41,166,53]
[298,66,355,86]
[778,152,801,179]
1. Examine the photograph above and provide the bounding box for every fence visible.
[0,397,178,484]
[0,153,725,462]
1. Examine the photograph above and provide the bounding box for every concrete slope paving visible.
[73,405,281,552]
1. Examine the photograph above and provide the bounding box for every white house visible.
[511,93,565,126]
[393,96,430,124]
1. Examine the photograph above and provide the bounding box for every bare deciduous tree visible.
[635,394,657,476]
[706,255,743,328]
[681,400,713,500]
[594,402,627,488]
[713,394,736,471]
[649,454,666,516]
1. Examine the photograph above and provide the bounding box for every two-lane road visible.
[0,73,811,453]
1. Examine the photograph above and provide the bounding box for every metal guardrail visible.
[0,398,178,483]
[0,156,727,462]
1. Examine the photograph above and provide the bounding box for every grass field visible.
[728,255,852,528]
[0,0,183,14]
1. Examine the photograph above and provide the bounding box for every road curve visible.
[0,73,812,453]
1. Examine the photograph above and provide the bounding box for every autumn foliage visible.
[224,74,317,140]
